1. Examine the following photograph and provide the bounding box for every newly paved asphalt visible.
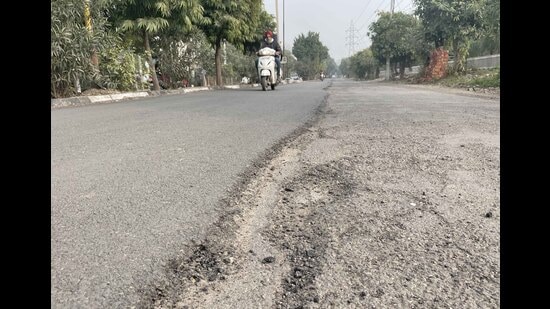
[51,79,326,308]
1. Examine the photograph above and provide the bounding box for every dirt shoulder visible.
[395,82,500,101]
[136,79,500,308]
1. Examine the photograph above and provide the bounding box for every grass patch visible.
[402,67,500,90]
[437,67,500,88]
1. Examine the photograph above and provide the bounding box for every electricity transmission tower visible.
[345,21,358,57]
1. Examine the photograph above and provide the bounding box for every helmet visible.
[264,30,273,38]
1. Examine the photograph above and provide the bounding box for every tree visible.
[414,0,488,74]
[469,0,499,56]
[98,43,141,91]
[114,0,204,91]
[326,58,338,77]
[51,0,118,97]
[349,49,379,80]
[339,57,352,78]
[197,0,265,86]
[292,32,329,80]
[369,12,422,79]
[223,42,260,84]
[243,10,277,55]
[155,28,214,88]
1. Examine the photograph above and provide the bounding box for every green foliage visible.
[244,10,277,55]
[470,72,499,88]
[198,0,266,85]
[437,67,499,88]
[51,0,118,98]
[414,0,489,73]
[369,12,423,77]
[484,0,500,35]
[54,0,339,93]
[155,29,214,88]
[325,58,338,77]
[200,0,263,47]
[292,32,329,80]
[224,43,257,82]
[112,0,205,90]
[99,45,139,91]
[469,0,499,56]
[349,49,379,80]
[469,35,499,57]
[339,58,351,78]
[113,0,204,33]
[279,50,298,80]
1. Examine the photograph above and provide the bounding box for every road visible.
[51,79,500,308]
[51,81,327,308]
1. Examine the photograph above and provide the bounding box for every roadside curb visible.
[51,80,302,109]
[51,86,213,109]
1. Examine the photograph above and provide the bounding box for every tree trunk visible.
[145,31,160,91]
[215,40,223,86]
[399,62,406,79]
[385,56,390,80]
[391,62,397,79]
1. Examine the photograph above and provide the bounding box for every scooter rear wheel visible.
[261,76,267,91]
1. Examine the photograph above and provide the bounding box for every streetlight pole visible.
[275,0,285,80]
[385,0,395,80]
[275,0,279,33]
[282,0,285,79]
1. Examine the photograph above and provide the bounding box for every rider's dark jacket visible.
[260,39,282,55]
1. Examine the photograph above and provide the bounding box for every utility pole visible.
[275,0,279,34]
[385,0,395,80]
[282,0,285,79]
[275,0,286,79]
[282,0,285,54]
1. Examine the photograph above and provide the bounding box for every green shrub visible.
[99,47,140,91]
[469,68,500,88]
[51,0,119,98]
[437,67,499,88]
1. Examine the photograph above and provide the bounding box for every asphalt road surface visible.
[51,79,500,308]
[51,81,328,308]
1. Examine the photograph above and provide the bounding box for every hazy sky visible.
[263,0,415,64]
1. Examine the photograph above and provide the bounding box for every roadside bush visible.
[469,67,499,88]
[438,67,499,88]
[51,0,119,98]
[99,46,139,91]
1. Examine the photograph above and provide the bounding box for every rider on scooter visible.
[256,30,282,81]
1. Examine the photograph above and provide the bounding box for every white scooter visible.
[256,47,280,91]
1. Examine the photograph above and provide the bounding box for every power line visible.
[352,1,416,55]
[395,0,414,13]
[353,0,374,26]
[356,0,391,33]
